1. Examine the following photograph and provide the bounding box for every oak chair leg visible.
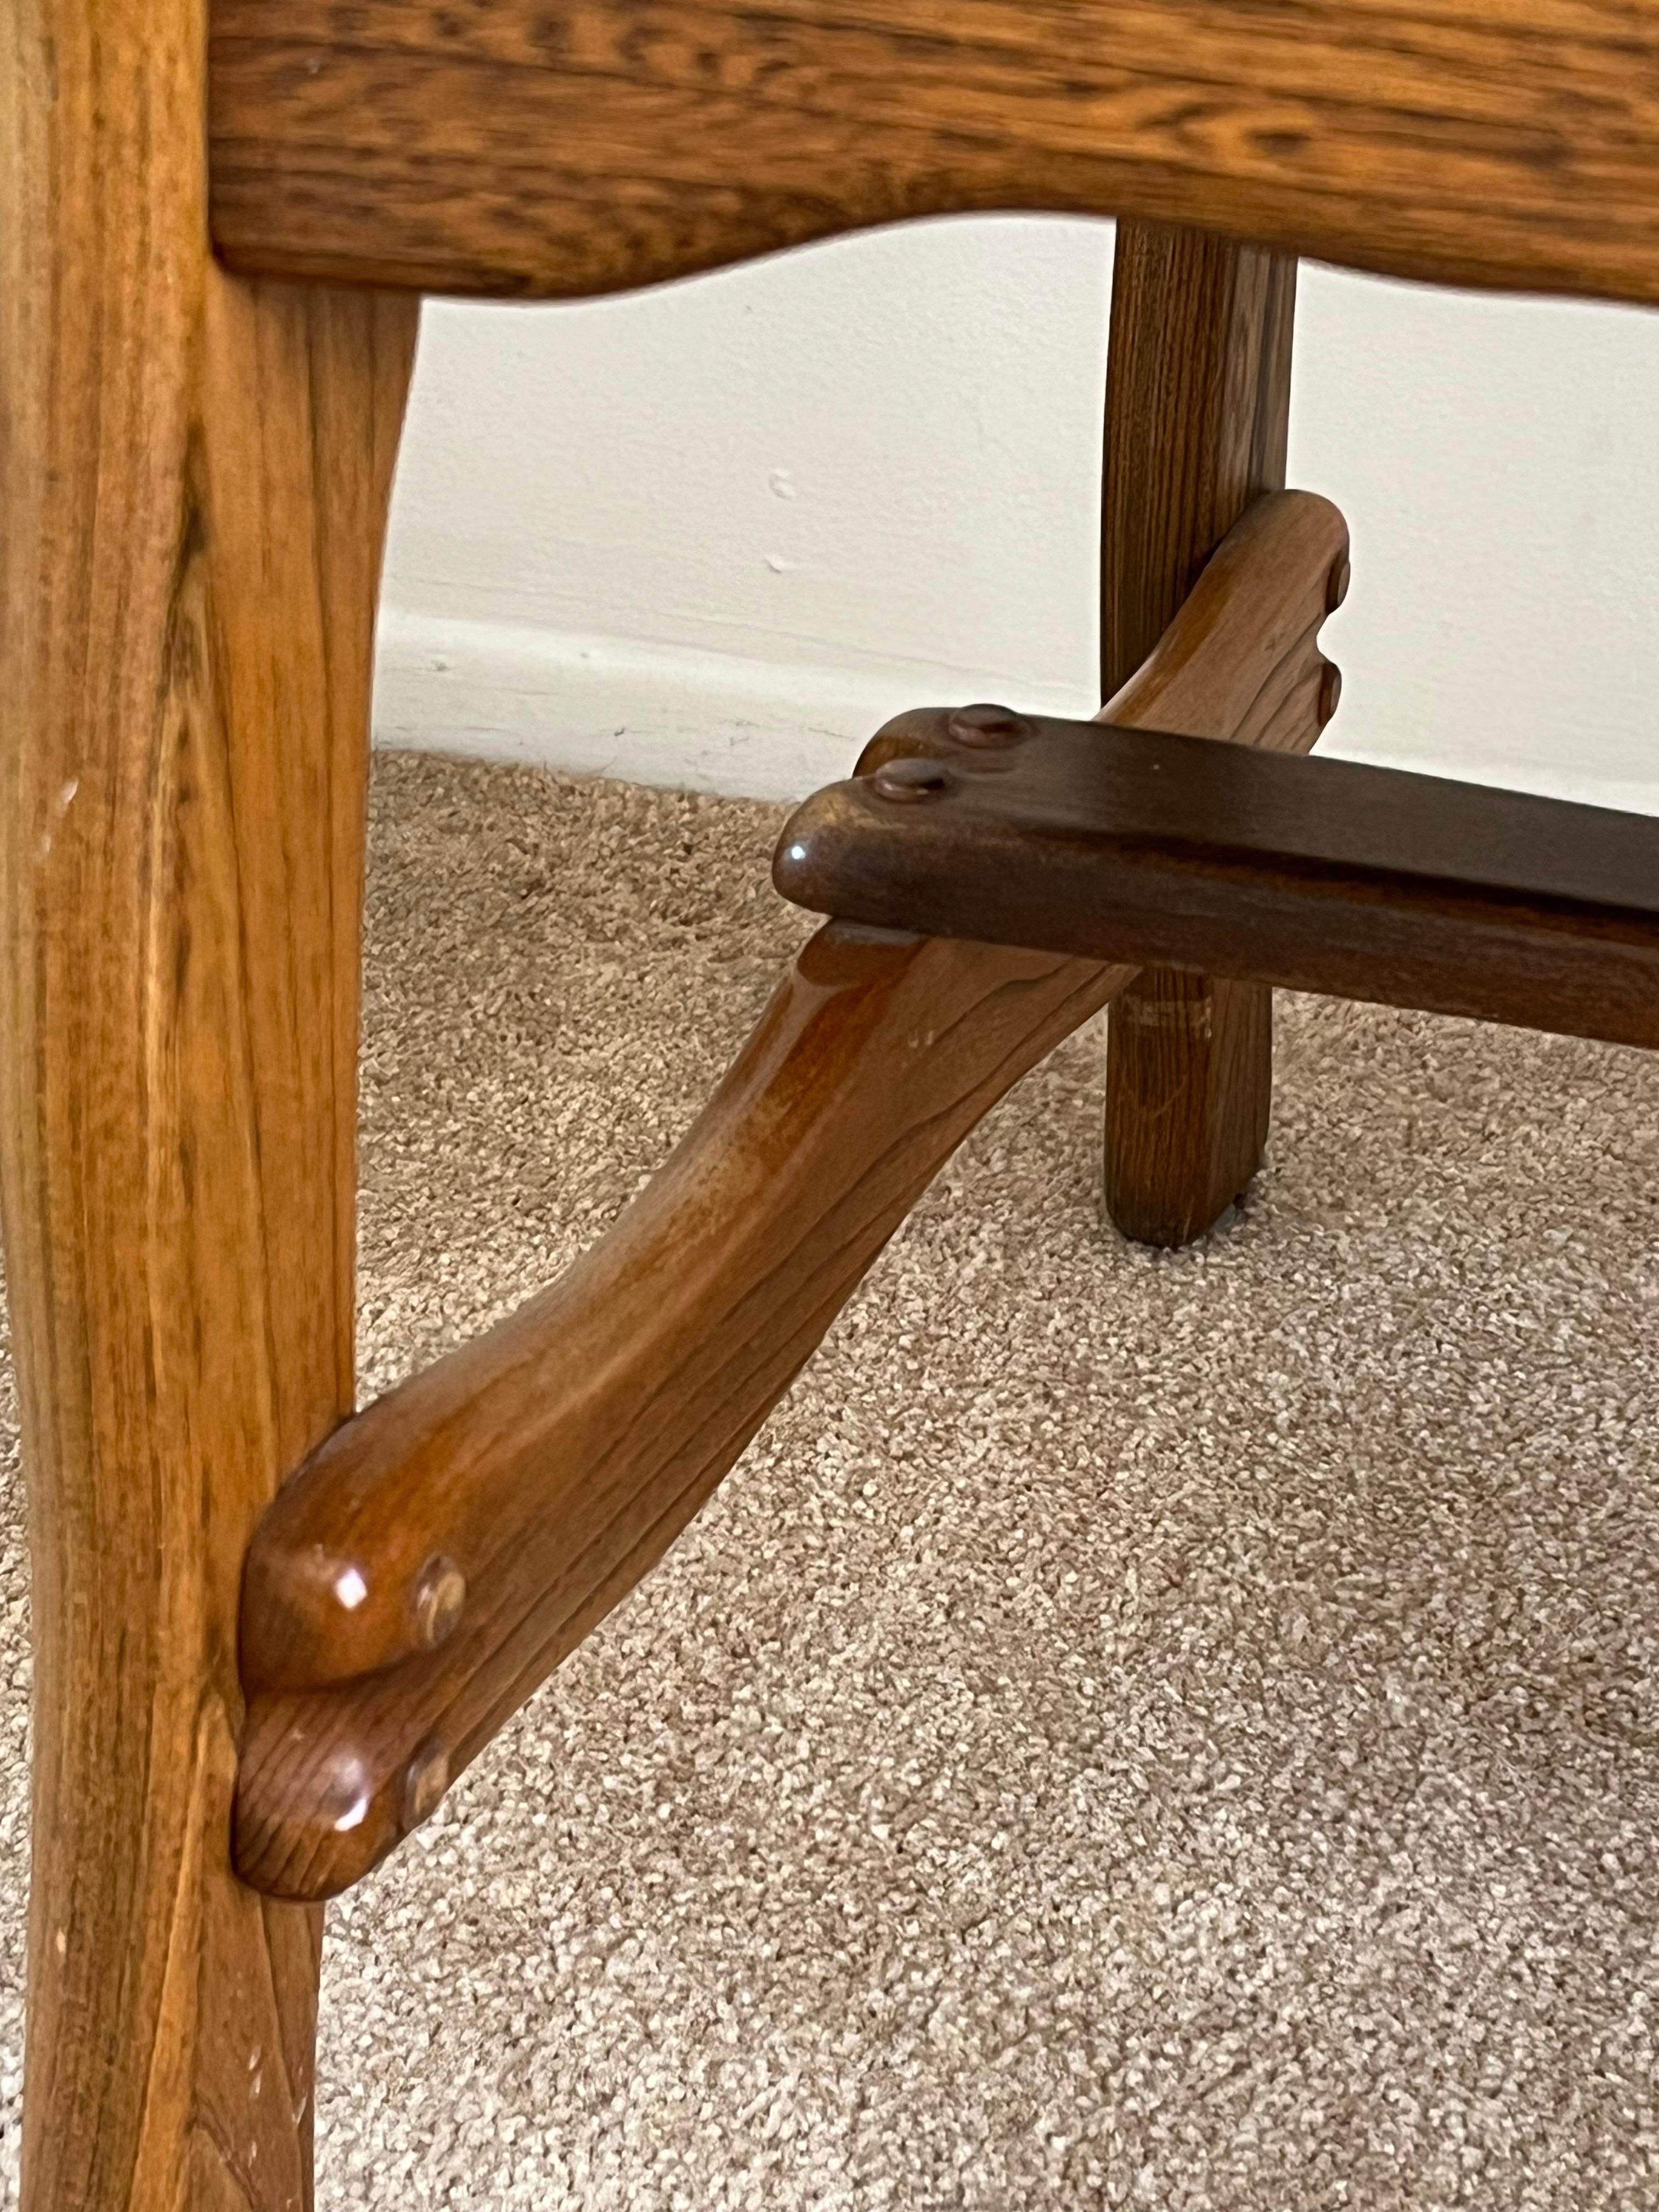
[0,4,417,2202]
[1100,222,1299,1246]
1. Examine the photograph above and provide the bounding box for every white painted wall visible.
[378,217,1659,812]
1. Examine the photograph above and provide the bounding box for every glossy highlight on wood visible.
[17,0,1659,2182]
[236,927,1137,1894]
[208,0,1659,306]
[1,0,418,2196]
[231,485,1345,1901]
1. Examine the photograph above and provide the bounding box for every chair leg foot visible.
[1104,974,1272,1246]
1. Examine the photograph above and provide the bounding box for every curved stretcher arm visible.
[234,489,1348,1899]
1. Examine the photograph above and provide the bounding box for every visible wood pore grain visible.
[0,0,417,2197]
[1101,225,1301,1249]
[208,0,1659,307]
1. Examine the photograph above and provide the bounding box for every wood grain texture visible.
[237,930,1136,1896]
[775,718,1659,1053]
[1102,232,1298,697]
[208,0,1659,306]
[230,487,1342,1903]
[0,0,417,2197]
[1101,224,1301,1250]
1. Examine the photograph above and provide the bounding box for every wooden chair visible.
[5,2,1659,2202]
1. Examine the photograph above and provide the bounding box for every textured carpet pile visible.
[2,749,1657,2208]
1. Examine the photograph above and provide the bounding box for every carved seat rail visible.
[208,1,1659,306]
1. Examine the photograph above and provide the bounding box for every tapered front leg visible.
[1100,223,1304,1246]
[0,3,416,2202]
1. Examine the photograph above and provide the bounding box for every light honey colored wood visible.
[0,0,417,2198]
[209,0,1659,306]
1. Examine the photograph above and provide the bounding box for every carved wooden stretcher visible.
[7,2,1658,2203]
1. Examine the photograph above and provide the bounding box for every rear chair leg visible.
[1101,222,1300,1246]
[0,5,416,2197]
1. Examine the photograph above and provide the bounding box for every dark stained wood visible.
[775,724,1659,1055]
[1101,223,1301,1248]
[207,0,1659,307]
[230,485,1344,1903]
[0,0,418,2195]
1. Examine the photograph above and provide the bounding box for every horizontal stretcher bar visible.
[773,714,1659,1054]
[230,493,1348,1901]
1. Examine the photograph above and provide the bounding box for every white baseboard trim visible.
[373,609,1099,803]
[374,608,1659,817]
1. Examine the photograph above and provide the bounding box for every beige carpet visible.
[3,748,1659,2208]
